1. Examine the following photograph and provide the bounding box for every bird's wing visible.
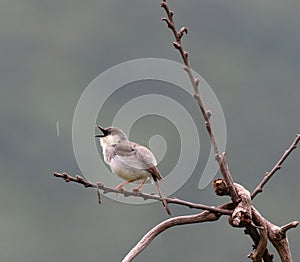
[133,143,163,180]
[114,141,135,157]
[114,141,162,180]
[132,143,157,166]
[114,141,146,170]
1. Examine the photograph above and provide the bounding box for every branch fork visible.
[53,0,300,261]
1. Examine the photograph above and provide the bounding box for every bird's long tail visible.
[153,178,171,216]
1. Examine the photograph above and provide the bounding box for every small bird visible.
[95,126,171,215]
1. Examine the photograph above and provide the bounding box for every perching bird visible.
[95,126,171,215]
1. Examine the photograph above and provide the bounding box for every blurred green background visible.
[1,0,300,261]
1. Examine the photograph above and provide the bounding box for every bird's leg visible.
[115,181,129,191]
[132,178,147,192]
[114,181,130,196]
[114,180,135,196]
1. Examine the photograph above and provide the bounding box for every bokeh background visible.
[1,0,300,261]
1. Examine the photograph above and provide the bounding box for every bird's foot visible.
[131,178,147,193]
[132,187,141,193]
[114,186,126,197]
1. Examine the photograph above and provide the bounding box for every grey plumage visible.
[95,126,171,215]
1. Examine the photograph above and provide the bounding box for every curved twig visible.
[122,203,232,262]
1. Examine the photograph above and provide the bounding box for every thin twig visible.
[96,183,102,204]
[251,134,300,199]
[280,221,299,234]
[53,172,233,215]
[161,0,240,204]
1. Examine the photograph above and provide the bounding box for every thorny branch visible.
[161,0,240,205]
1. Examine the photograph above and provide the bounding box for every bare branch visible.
[122,203,232,262]
[248,208,269,262]
[53,172,232,215]
[53,2,300,261]
[161,0,240,204]
[231,183,252,227]
[244,224,274,262]
[251,207,299,262]
[251,134,300,199]
[268,220,300,261]
[214,179,252,227]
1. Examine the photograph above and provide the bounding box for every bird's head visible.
[95,126,128,147]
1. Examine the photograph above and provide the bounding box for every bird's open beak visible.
[95,125,109,137]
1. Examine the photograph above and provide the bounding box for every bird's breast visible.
[102,146,115,164]
[110,157,151,181]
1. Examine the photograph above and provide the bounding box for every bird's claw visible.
[132,187,141,193]
[114,186,125,197]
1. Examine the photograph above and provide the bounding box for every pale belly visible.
[110,158,151,182]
